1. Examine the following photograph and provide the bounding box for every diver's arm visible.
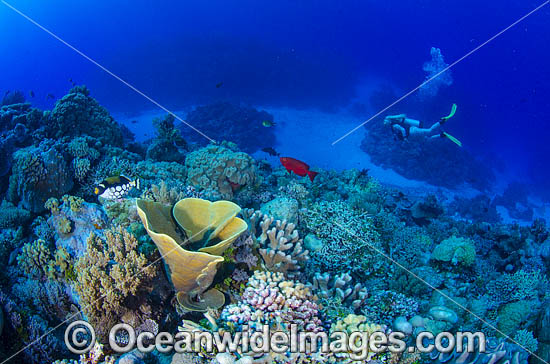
[392,124,407,139]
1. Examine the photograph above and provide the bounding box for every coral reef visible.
[184,102,276,153]
[0,84,548,364]
[46,195,108,257]
[47,85,123,146]
[431,236,476,267]
[301,200,387,277]
[137,198,247,311]
[146,113,188,162]
[244,209,308,277]
[74,226,157,340]
[186,143,256,199]
[0,200,31,228]
[312,272,367,310]
[361,118,495,190]
[221,270,322,331]
[8,141,73,212]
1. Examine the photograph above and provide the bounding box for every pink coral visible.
[221,271,323,332]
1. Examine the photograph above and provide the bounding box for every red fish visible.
[280,157,318,182]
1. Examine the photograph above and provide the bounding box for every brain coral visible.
[185,144,256,199]
[48,85,123,146]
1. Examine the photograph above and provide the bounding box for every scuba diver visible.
[383,104,462,146]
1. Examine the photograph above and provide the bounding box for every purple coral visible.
[221,271,323,332]
[231,268,249,282]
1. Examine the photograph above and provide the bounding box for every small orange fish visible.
[280,157,318,182]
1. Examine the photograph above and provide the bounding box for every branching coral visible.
[221,270,322,332]
[23,315,59,364]
[361,290,419,325]
[243,209,308,277]
[74,226,156,340]
[301,200,387,277]
[312,272,367,310]
[17,239,53,279]
[186,144,256,199]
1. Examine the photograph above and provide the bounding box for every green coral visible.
[513,329,538,353]
[302,200,387,277]
[497,300,535,337]
[61,194,85,212]
[0,200,31,229]
[17,239,53,279]
[432,235,476,266]
[185,143,256,199]
[74,226,156,341]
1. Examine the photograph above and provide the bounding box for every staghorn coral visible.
[302,200,387,277]
[312,272,367,310]
[186,143,256,199]
[243,209,308,277]
[74,226,156,340]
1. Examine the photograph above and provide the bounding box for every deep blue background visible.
[1,0,549,193]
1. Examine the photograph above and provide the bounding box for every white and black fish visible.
[94,175,140,200]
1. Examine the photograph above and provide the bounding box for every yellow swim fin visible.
[442,132,462,147]
[441,103,457,122]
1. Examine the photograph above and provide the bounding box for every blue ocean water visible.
[2,2,550,364]
[1,0,549,195]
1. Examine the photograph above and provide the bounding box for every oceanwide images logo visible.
[65,321,487,358]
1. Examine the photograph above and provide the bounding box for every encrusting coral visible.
[243,209,309,277]
[136,197,247,311]
[185,143,256,199]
